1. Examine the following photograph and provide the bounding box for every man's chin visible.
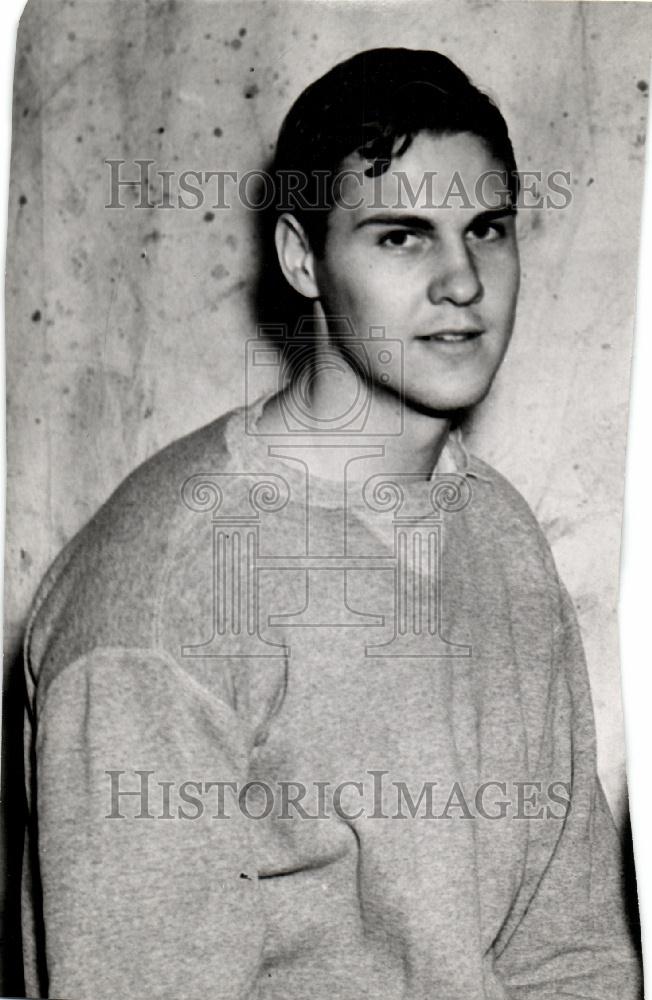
[403,381,496,419]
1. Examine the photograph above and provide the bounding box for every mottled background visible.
[2,0,650,991]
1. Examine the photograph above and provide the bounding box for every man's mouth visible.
[417,329,484,343]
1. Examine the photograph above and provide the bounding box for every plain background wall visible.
[2,0,651,991]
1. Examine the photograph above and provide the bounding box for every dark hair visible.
[271,47,519,255]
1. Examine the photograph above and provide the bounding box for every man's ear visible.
[274,213,319,299]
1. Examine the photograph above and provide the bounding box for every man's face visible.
[311,131,520,414]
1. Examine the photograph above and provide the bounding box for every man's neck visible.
[256,371,452,484]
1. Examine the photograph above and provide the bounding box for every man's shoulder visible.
[69,404,237,550]
[466,453,540,520]
[110,407,236,508]
[25,408,239,685]
[464,452,558,568]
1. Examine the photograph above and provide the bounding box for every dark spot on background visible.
[76,135,83,143]
[141,251,147,259]
[239,27,247,37]
[229,38,242,50]
[587,177,594,186]
[204,211,215,222]
[31,310,41,322]
[68,31,76,41]
[215,77,221,85]
[244,83,259,99]
[602,343,612,350]
[19,195,27,205]
[562,111,569,118]
[205,32,212,39]
[144,406,153,419]
[637,80,648,93]
[144,229,160,243]
[157,126,165,134]
[213,127,223,137]
[22,107,29,117]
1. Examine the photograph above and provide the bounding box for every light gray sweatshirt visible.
[22,401,642,999]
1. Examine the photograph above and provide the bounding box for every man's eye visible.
[378,230,422,250]
[468,221,506,242]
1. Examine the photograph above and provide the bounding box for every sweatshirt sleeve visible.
[493,580,642,998]
[22,646,266,1000]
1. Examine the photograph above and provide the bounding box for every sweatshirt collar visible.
[226,392,494,490]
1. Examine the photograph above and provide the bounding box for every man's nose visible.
[426,239,483,306]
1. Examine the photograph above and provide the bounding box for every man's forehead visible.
[336,131,511,214]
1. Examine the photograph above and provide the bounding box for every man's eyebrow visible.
[469,205,517,226]
[353,206,517,231]
[354,213,435,232]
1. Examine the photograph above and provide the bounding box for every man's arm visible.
[22,647,265,1000]
[493,581,642,998]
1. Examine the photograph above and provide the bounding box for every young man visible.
[22,48,641,999]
